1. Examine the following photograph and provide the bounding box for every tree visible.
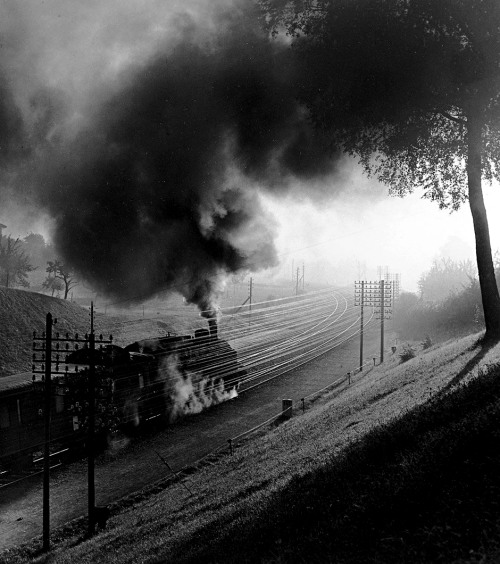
[43,274,64,297]
[43,260,79,299]
[418,258,477,302]
[262,0,500,341]
[22,233,56,269]
[0,236,36,288]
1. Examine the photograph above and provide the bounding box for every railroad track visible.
[221,288,372,391]
[0,287,372,491]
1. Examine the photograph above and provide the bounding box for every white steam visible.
[161,355,237,422]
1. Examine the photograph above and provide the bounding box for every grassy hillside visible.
[2,331,500,563]
[0,288,198,377]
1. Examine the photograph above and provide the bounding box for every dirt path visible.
[0,325,389,551]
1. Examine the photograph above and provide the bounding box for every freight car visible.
[0,320,245,470]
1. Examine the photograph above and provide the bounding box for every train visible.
[0,319,246,470]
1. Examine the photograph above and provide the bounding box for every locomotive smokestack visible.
[208,318,218,339]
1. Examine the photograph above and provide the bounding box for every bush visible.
[399,343,416,363]
[421,335,433,350]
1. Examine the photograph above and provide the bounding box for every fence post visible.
[282,399,293,420]
[301,398,305,413]
[347,372,351,385]
[373,357,376,366]
[228,438,233,455]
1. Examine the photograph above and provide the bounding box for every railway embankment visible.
[0,288,177,376]
[2,330,500,563]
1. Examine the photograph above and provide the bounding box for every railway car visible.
[0,320,245,471]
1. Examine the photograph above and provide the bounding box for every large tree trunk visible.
[467,109,500,342]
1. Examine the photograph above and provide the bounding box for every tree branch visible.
[437,110,467,125]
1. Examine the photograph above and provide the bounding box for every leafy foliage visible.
[393,272,489,341]
[418,258,477,302]
[421,334,433,350]
[0,236,36,288]
[262,0,500,206]
[261,0,500,340]
[43,260,79,299]
[399,342,417,363]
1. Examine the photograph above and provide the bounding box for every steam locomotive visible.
[0,320,245,469]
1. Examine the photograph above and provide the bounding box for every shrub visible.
[399,343,416,363]
[421,335,433,350]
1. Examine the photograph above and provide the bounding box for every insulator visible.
[66,332,70,339]
[66,343,69,350]
[75,344,79,350]
[65,365,69,372]
[32,374,36,382]
[56,332,60,339]
[54,318,58,324]
[42,332,45,338]
[109,335,113,341]
[32,364,36,371]
[56,354,60,361]
[75,333,79,340]
[33,342,36,349]
[33,330,37,338]
[41,374,44,381]
[41,364,45,371]
[42,354,45,361]
[33,353,36,361]
[85,333,88,340]
[99,334,103,340]
[56,343,60,350]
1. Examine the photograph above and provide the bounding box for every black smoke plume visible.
[0,2,341,310]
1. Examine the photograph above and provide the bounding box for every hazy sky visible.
[264,180,500,292]
[1,0,498,300]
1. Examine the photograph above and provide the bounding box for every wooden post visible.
[43,313,53,552]
[380,280,385,363]
[360,281,364,371]
[88,303,96,535]
[282,399,293,420]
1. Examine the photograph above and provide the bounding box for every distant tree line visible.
[0,232,78,298]
[394,255,500,341]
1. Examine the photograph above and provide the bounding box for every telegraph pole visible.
[296,268,300,295]
[33,312,112,542]
[43,314,52,552]
[360,281,364,371]
[88,302,96,535]
[380,280,385,363]
[248,277,253,321]
[355,280,392,366]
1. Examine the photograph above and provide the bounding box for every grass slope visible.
[2,332,500,563]
[0,288,181,377]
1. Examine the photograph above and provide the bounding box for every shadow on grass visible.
[438,335,497,394]
[173,361,500,564]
